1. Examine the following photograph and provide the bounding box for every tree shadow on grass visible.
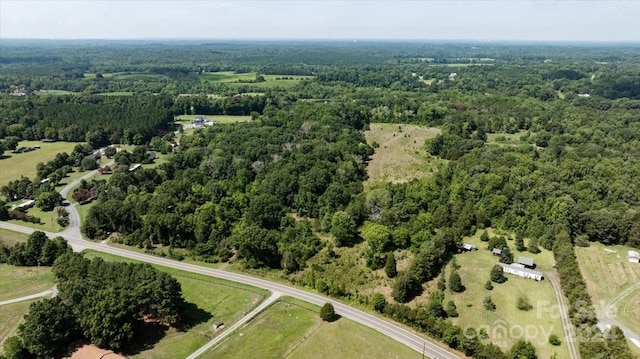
[121,301,211,355]
[122,321,170,356]
[176,301,213,332]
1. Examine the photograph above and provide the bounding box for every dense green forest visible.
[1,41,639,359]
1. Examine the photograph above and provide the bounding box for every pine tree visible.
[449,270,465,292]
[320,302,336,322]
[384,252,397,278]
[490,265,507,283]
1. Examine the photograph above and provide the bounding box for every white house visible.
[629,251,640,263]
[497,262,543,281]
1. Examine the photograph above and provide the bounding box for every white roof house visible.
[629,251,640,263]
[497,262,543,281]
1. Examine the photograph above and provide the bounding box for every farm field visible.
[0,228,29,246]
[35,89,77,95]
[442,229,569,359]
[202,298,418,359]
[364,123,442,187]
[0,300,34,353]
[0,264,55,302]
[576,242,640,335]
[198,71,312,89]
[0,140,80,186]
[82,250,267,358]
[83,72,169,81]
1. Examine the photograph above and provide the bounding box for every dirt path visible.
[544,270,580,359]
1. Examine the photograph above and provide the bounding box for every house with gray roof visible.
[497,262,543,281]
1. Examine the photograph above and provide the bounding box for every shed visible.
[629,251,640,263]
[492,248,502,256]
[462,243,478,251]
[517,256,535,268]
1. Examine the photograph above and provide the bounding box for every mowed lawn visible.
[364,123,442,187]
[443,229,569,359]
[202,299,419,359]
[0,140,79,186]
[576,242,640,335]
[6,205,64,233]
[0,264,55,302]
[0,300,34,353]
[82,250,267,358]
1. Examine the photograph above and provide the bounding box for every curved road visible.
[598,281,640,349]
[1,169,462,359]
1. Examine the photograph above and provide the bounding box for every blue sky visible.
[1,0,639,41]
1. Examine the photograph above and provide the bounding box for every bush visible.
[485,280,494,290]
[371,293,387,313]
[490,265,507,283]
[517,295,533,311]
[320,302,337,322]
[484,296,496,311]
[549,334,561,346]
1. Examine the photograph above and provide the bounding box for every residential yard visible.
[576,242,640,335]
[0,228,29,246]
[202,298,418,359]
[0,140,80,186]
[6,205,64,233]
[0,300,34,353]
[442,229,569,359]
[82,250,267,358]
[364,123,443,187]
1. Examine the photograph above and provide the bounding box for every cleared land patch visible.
[486,130,532,146]
[364,123,442,187]
[0,140,79,186]
[202,298,418,359]
[176,114,252,124]
[0,264,55,302]
[576,243,640,335]
[442,229,569,359]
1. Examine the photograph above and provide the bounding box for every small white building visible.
[128,163,142,173]
[13,199,36,210]
[497,262,543,281]
[462,243,478,251]
[448,72,458,81]
[629,251,640,263]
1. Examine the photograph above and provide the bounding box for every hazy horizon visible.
[1,1,639,42]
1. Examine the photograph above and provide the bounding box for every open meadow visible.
[0,140,79,186]
[82,250,267,358]
[0,300,35,353]
[0,264,55,302]
[0,228,29,246]
[199,71,312,89]
[576,243,640,336]
[201,298,419,359]
[364,123,442,187]
[442,229,569,359]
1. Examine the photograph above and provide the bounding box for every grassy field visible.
[176,114,252,124]
[82,250,267,358]
[486,130,532,146]
[364,123,442,187]
[442,228,569,359]
[202,298,419,359]
[199,71,312,89]
[0,228,29,246]
[97,91,134,96]
[0,264,55,302]
[84,72,168,81]
[0,300,34,353]
[576,242,640,335]
[0,140,79,186]
[35,89,77,95]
